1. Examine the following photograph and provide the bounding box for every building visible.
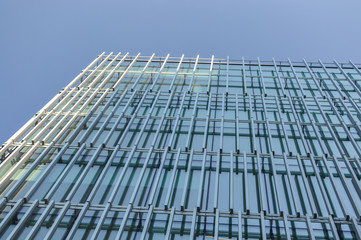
[0,52,361,239]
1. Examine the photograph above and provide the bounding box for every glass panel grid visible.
[0,53,361,239]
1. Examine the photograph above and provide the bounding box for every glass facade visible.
[1,52,361,239]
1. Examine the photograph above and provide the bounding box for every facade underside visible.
[1,52,361,239]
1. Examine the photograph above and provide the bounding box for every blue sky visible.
[1,0,361,143]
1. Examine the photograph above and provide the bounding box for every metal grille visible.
[0,52,361,239]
